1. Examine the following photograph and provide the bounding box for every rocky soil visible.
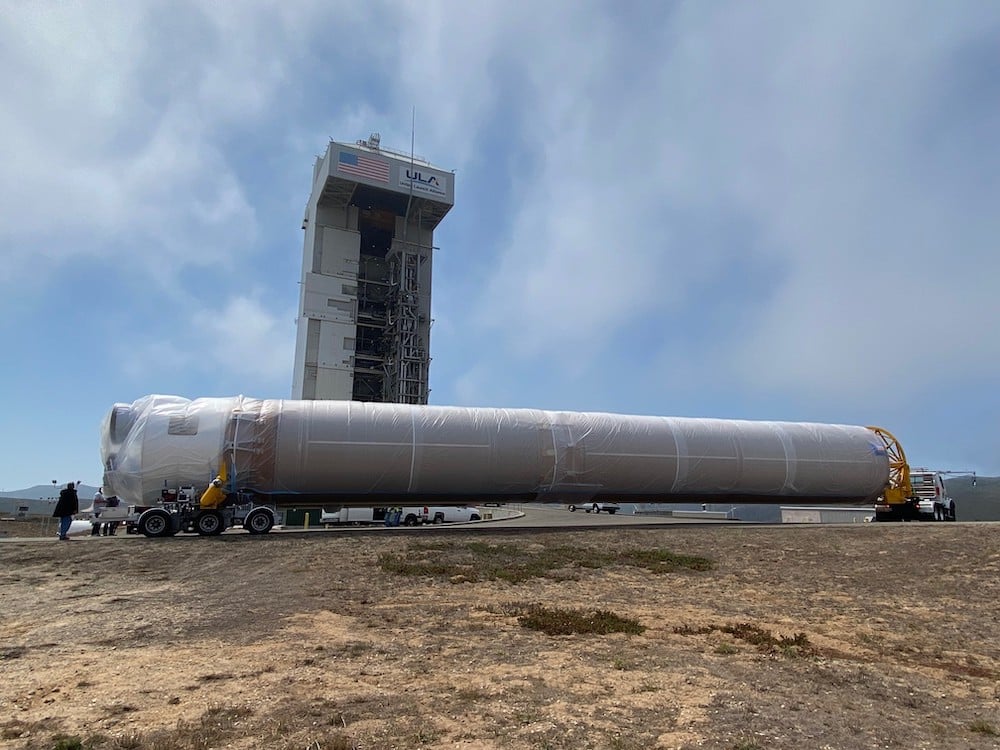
[1,521,998,749]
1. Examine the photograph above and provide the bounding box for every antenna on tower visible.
[403,107,416,240]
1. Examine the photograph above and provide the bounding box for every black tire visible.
[195,510,225,536]
[138,509,173,538]
[569,505,578,512]
[404,514,419,526]
[433,513,445,524]
[244,509,274,535]
[471,513,481,521]
[607,509,617,515]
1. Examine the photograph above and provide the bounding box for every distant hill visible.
[1,484,101,501]
[946,476,1000,521]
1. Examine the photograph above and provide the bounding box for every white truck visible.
[909,471,956,521]
[874,470,955,522]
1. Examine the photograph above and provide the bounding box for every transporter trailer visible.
[133,470,277,537]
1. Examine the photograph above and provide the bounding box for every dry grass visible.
[2,523,998,749]
[378,539,713,582]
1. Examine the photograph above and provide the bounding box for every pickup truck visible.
[567,502,620,514]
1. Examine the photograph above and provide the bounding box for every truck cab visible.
[909,471,955,521]
[875,470,955,522]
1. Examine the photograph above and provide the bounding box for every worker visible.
[91,486,106,536]
[103,495,121,535]
[53,482,80,540]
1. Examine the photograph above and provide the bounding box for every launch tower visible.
[292,134,454,403]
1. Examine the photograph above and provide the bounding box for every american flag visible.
[337,150,390,183]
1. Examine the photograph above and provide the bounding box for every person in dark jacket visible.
[53,482,80,540]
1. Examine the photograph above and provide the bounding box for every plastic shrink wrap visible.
[101,395,890,506]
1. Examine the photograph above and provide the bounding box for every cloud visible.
[191,295,296,385]
[449,1,1000,403]
[2,0,997,489]
[0,1,333,285]
[120,294,295,388]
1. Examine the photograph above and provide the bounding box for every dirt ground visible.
[1,521,998,750]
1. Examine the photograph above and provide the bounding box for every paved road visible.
[0,504,734,543]
[483,504,731,529]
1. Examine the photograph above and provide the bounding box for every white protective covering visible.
[100,395,891,506]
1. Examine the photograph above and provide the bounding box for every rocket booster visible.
[101,395,890,506]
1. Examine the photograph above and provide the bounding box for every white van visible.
[321,507,382,525]
[418,506,482,524]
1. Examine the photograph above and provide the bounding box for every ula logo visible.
[406,169,440,187]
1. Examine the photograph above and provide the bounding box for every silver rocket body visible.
[101,396,890,506]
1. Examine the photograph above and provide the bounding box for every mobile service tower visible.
[291,134,454,404]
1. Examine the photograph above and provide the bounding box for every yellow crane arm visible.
[867,426,912,505]
[198,458,229,510]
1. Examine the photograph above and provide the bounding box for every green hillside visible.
[946,476,1000,521]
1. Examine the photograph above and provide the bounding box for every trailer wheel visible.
[138,509,173,538]
[195,510,225,536]
[244,509,274,535]
[568,505,578,512]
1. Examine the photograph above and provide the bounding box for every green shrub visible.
[969,719,997,735]
[508,603,645,636]
[379,542,712,582]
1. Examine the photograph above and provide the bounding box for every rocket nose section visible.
[100,402,142,502]
[108,403,138,446]
[100,402,139,465]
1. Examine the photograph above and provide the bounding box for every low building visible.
[0,497,57,519]
[780,506,874,524]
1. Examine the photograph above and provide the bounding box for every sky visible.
[1,0,999,491]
